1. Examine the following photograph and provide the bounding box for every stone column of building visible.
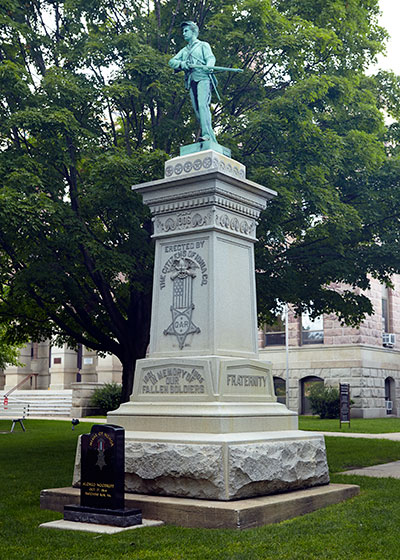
[49,343,78,390]
[80,348,97,383]
[31,340,51,389]
[96,354,122,384]
[3,344,34,392]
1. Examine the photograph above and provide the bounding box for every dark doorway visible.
[301,376,323,415]
[273,377,286,405]
[385,377,395,415]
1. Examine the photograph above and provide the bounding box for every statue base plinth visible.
[73,429,329,501]
[180,140,231,157]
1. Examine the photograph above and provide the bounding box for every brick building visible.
[260,277,400,417]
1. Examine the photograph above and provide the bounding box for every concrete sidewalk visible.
[17,419,400,439]
[341,461,400,478]
[318,430,400,478]
[320,431,400,441]
[21,416,107,423]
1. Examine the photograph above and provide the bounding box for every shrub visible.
[308,384,340,419]
[90,382,122,414]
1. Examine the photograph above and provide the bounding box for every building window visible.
[301,312,323,345]
[264,311,285,346]
[30,342,38,360]
[301,376,324,414]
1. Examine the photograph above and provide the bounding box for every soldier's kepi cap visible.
[181,21,199,33]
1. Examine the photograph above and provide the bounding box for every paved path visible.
[341,461,400,478]
[32,416,108,423]
[320,431,400,441]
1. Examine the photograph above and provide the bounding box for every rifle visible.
[185,61,243,101]
[191,65,243,73]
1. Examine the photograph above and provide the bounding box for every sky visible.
[372,0,400,74]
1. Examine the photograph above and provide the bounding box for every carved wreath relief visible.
[161,240,208,349]
[155,211,211,234]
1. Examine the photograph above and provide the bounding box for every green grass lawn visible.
[299,415,400,433]
[325,436,400,473]
[2,419,400,559]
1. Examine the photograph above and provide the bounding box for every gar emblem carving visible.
[95,435,107,470]
[163,257,201,349]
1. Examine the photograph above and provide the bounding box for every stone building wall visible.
[2,342,122,392]
[262,334,400,416]
[260,275,400,417]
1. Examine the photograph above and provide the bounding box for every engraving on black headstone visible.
[80,424,125,510]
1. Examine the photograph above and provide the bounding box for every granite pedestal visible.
[102,147,330,500]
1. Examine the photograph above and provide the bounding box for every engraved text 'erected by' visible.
[160,239,208,349]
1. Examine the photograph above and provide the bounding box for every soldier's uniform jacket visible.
[169,39,215,90]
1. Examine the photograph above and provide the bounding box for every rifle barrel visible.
[191,65,243,73]
[212,66,243,72]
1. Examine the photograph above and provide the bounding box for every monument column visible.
[107,147,329,501]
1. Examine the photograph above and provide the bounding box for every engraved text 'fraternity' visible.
[227,374,267,388]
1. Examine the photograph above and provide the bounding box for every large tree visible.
[0,323,22,371]
[1,0,400,400]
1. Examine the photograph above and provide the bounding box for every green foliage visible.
[0,323,23,370]
[309,384,340,419]
[0,0,400,400]
[90,382,122,414]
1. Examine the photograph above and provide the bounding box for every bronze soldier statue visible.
[169,21,217,142]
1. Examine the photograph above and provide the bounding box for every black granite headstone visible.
[64,424,142,527]
[80,424,124,509]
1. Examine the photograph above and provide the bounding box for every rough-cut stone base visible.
[73,430,329,501]
[41,484,359,529]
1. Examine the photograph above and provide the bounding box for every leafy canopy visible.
[0,0,400,397]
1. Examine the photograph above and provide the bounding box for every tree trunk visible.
[120,357,136,403]
[120,292,152,403]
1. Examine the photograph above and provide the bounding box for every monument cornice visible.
[133,168,277,202]
[133,172,276,223]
